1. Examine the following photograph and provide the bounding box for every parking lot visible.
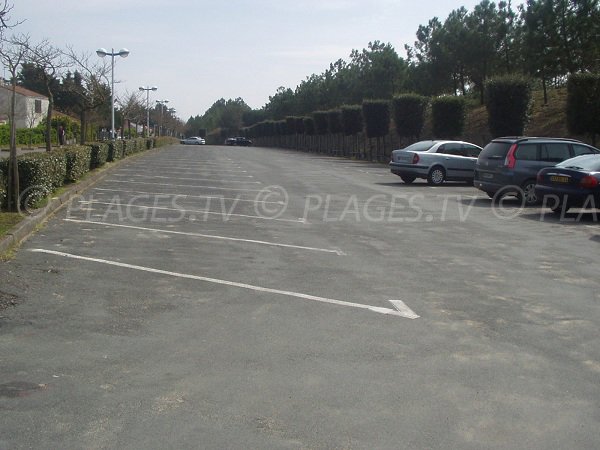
[1,144,599,449]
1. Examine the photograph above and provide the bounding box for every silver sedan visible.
[180,136,206,145]
[389,140,483,185]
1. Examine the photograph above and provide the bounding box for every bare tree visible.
[0,33,29,211]
[0,1,21,37]
[117,90,144,138]
[62,46,111,144]
[26,39,68,152]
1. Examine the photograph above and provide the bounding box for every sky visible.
[9,0,487,121]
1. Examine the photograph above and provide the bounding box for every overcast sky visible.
[11,0,486,121]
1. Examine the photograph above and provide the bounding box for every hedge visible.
[90,143,109,169]
[567,73,600,142]
[313,111,330,135]
[431,96,466,139]
[0,170,6,207]
[1,138,163,211]
[362,100,390,138]
[392,94,428,139]
[486,76,531,138]
[341,105,363,136]
[62,146,92,183]
[108,140,124,161]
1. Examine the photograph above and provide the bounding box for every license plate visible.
[550,175,569,183]
[482,173,493,179]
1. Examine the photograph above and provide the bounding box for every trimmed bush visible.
[146,138,154,150]
[486,76,531,138]
[62,146,92,182]
[11,152,67,206]
[90,143,109,169]
[567,73,600,142]
[431,96,466,139]
[0,169,6,208]
[108,140,125,161]
[303,117,315,135]
[313,111,330,135]
[328,110,343,134]
[341,105,363,136]
[362,100,390,138]
[285,117,297,135]
[392,94,428,139]
[295,117,305,134]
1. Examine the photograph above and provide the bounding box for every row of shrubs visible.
[243,73,599,148]
[0,137,175,210]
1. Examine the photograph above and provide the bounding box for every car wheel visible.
[519,180,539,206]
[400,175,416,184]
[427,166,445,185]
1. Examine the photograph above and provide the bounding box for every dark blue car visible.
[535,154,600,213]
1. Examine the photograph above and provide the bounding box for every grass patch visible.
[0,212,23,237]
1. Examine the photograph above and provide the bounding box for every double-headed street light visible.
[156,99,169,136]
[96,47,130,139]
[139,85,157,137]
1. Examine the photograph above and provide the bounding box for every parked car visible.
[180,136,205,145]
[535,154,600,213]
[474,136,600,205]
[389,140,483,185]
[225,136,252,146]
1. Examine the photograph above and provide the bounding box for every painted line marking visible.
[30,249,412,319]
[78,200,307,223]
[110,174,261,184]
[104,179,265,192]
[388,300,420,319]
[64,218,342,255]
[117,168,252,176]
[92,188,284,204]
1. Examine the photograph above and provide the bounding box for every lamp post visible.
[139,85,157,137]
[156,99,169,136]
[96,47,130,139]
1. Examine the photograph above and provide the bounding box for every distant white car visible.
[390,140,483,185]
[180,136,206,145]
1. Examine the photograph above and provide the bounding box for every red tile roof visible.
[0,84,48,99]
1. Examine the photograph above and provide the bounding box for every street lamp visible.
[139,85,157,137]
[156,99,169,136]
[96,47,130,139]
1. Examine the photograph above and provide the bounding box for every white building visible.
[0,84,49,128]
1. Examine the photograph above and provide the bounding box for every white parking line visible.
[30,249,414,319]
[117,168,252,176]
[64,219,343,255]
[92,188,284,204]
[110,174,261,184]
[105,179,265,192]
[78,200,307,223]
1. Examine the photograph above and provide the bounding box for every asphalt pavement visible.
[1,144,599,449]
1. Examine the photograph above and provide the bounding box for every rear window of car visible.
[557,155,600,171]
[479,141,512,159]
[403,141,437,152]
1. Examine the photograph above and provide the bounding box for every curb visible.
[0,147,162,257]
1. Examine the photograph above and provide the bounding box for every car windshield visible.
[557,155,600,171]
[401,141,437,152]
[479,142,512,159]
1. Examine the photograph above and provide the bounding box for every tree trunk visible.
[45,94,54,152]
[7,81,19,212]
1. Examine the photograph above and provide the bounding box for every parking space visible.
[1,144,599,449]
